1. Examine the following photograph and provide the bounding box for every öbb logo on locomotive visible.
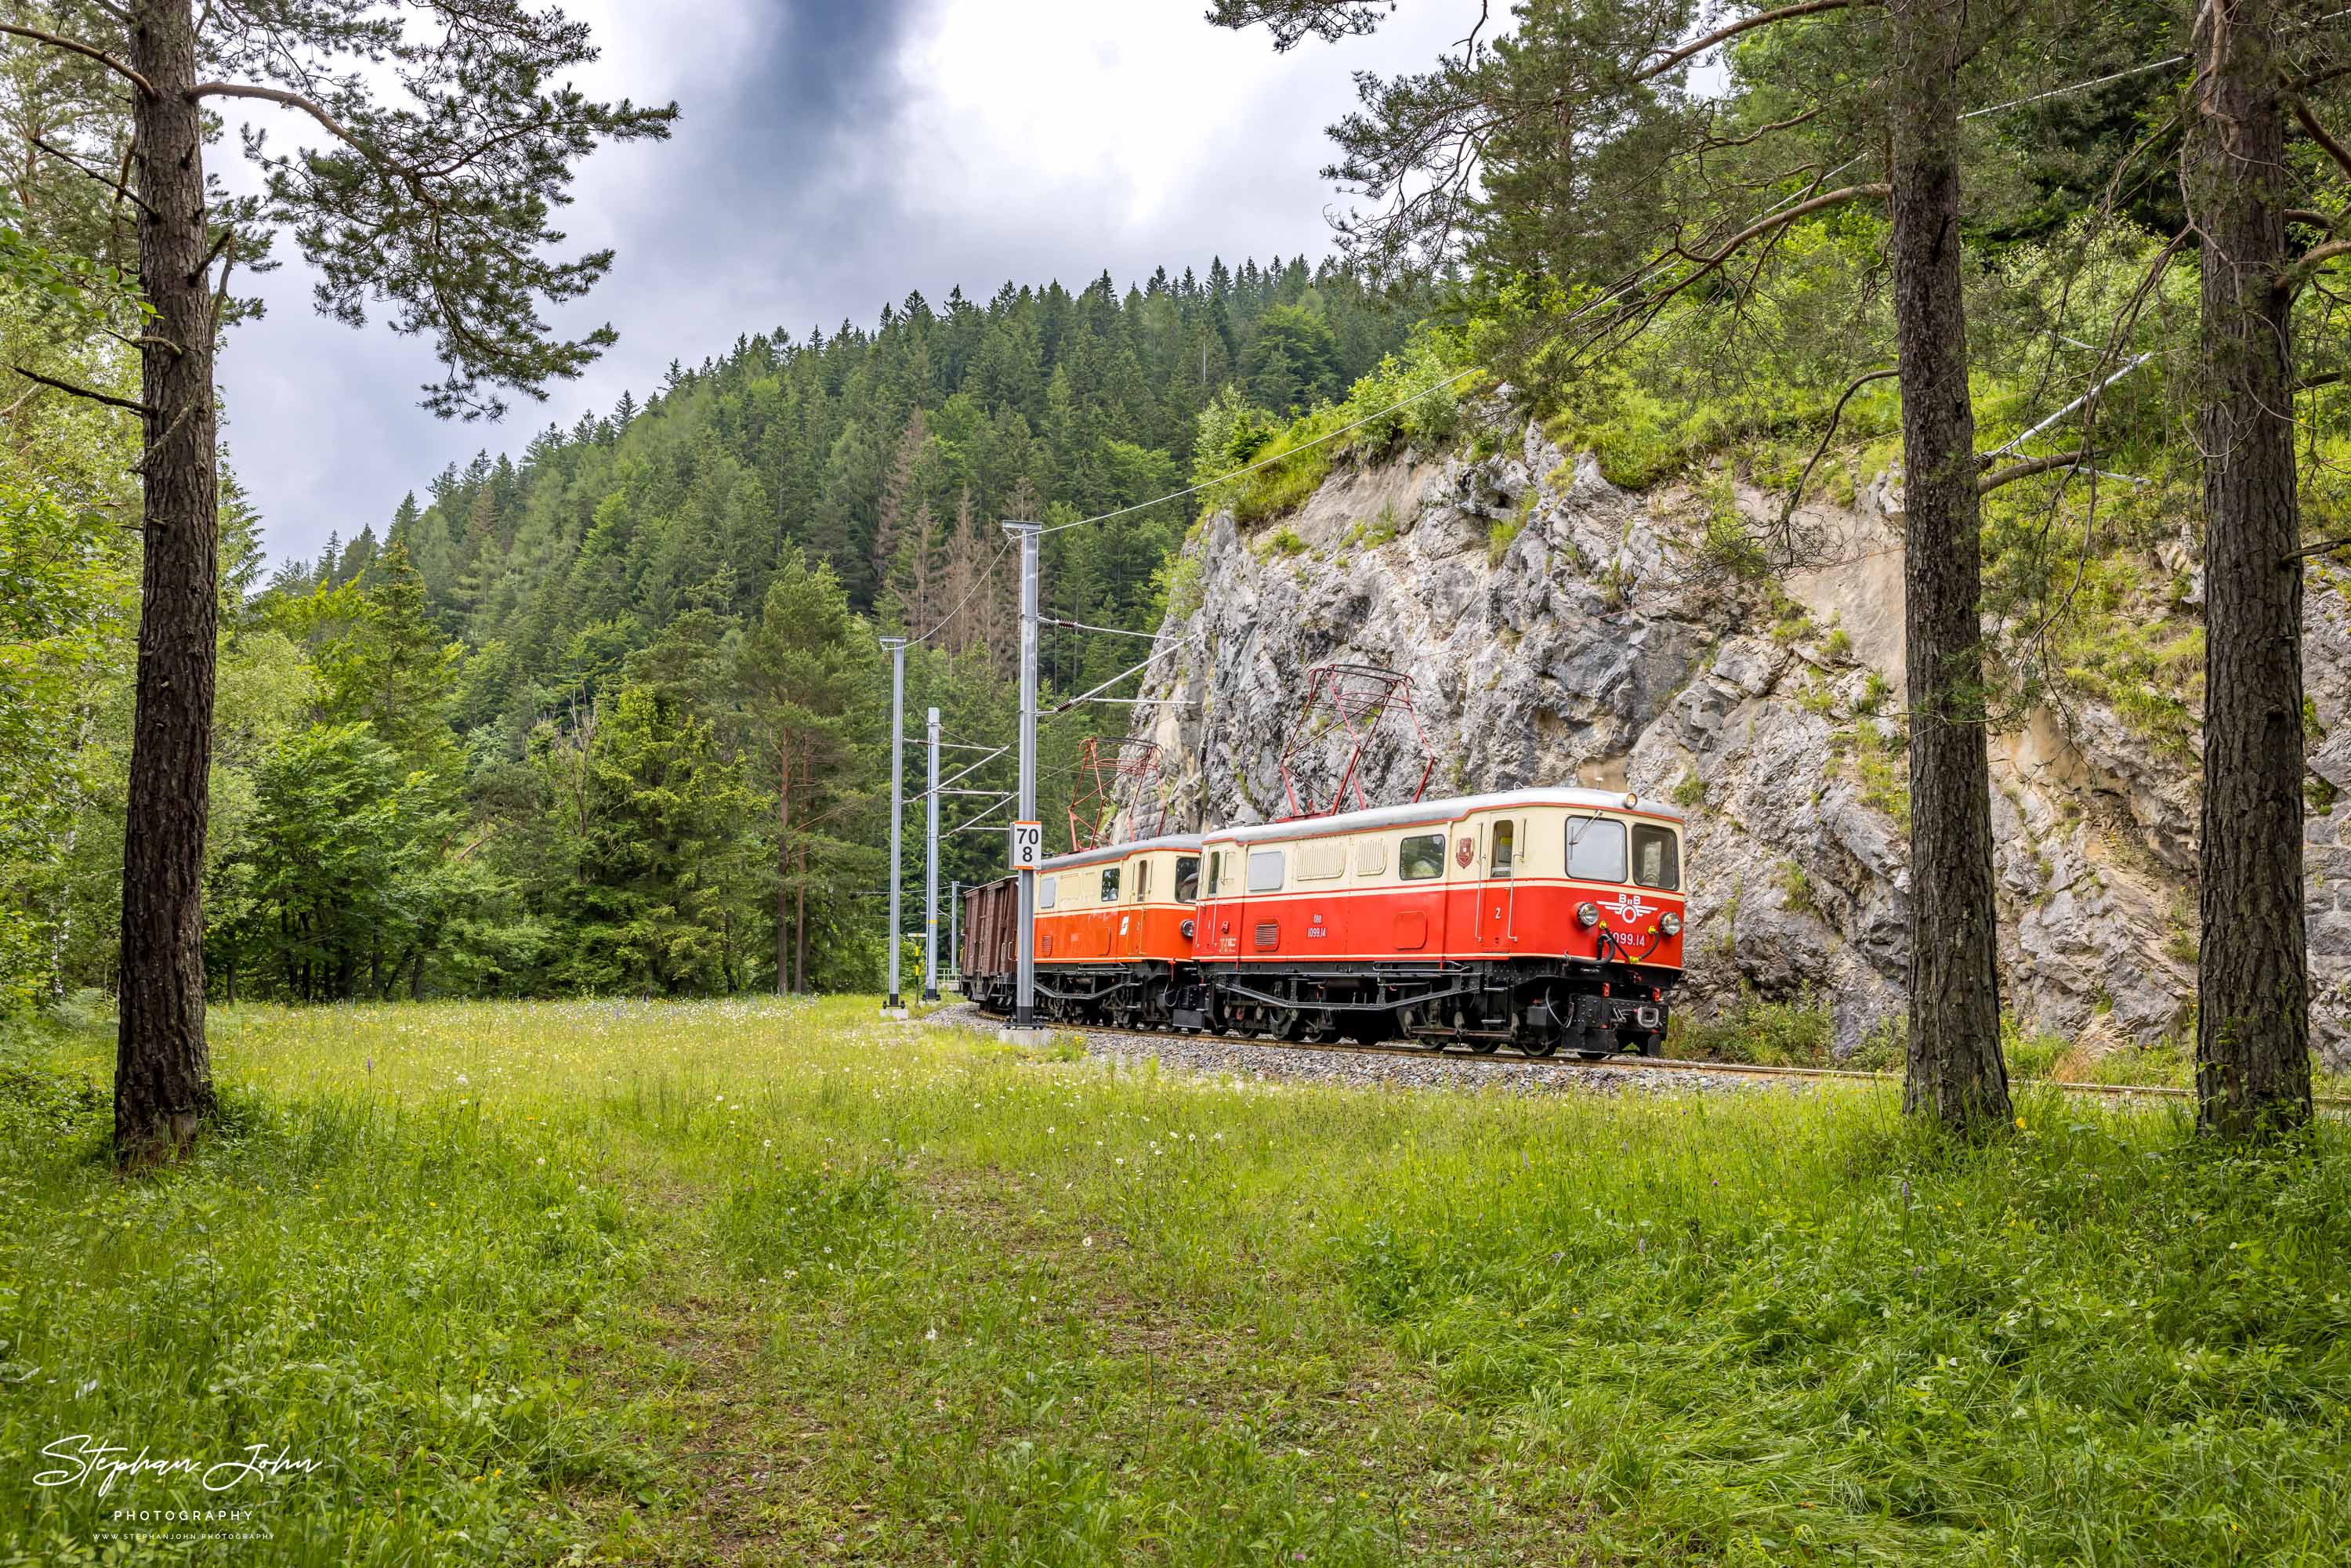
[958,787,1686,1059]
[1602,891,1653,925]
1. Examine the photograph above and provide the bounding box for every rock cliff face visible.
[1118,421,2351,1066]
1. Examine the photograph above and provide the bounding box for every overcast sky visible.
[216,0,1472,567]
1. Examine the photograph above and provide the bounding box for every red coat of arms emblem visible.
[1457,836,1474,867]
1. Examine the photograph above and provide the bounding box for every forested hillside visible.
[5,252,1418,1004]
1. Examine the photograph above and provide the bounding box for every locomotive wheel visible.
[1520,1034,1560,1058]
[1467,1037,1502,1055]
[1576,1049,1610,1062]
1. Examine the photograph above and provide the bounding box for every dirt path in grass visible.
[553,1161,958,1566]
[570,1170,1601,1566]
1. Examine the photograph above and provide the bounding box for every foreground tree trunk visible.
[2189,0,2311,1136]
[1886,0,2011,1133]
[115,0,219,1164]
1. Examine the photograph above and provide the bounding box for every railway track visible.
[954,1005,2351,1108]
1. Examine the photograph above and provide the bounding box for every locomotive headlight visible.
[1576,901,1600,928]
[1180,919,1196,940]
[1660,911,1682,936]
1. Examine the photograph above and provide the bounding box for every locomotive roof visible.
[1201,787,1684,846]
[1036,831,1205,873]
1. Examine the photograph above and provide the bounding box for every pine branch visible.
[0,23,154,96]
[28,135,157,218]
[132,402,199,474]
[2293,236,2351,281]
[2287,532,2351,562]
[1628,183,1893,328]
[1679,185,1892,269]
[102,328,184,357]
[183,224,235,289]
[2290,96,2351,183]
[9,364,152,415]
[1976,448,2108,494]
[186,81,416,181]
[2288,61,2351,95]
[1633,0,1875,84]
[1776,365,1898,543]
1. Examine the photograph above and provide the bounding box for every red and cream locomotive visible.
[961,787,1686,1058]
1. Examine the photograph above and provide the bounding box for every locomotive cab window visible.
[1247,848,1285,893]
[1399,832,1446,881]
[1210,849,1233,896]
[1566,817,1628,882]
[1632,824,1680,890]
[1489,819,1516,876]
[1173,856,1200,903]
[1134,860,1152,902]
[1099,866,1120,902]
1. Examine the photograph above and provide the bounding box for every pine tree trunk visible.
[1887,0,2011,1134]
[114,0,219,1165]
[2190,0,2311,1136]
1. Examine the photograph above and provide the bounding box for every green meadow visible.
[3,998,2348,1565]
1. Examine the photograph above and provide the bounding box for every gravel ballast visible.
[924,1001,1838,1099]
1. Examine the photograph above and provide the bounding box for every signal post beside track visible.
[880,636,908,1017]
[1002,520,1048,1041]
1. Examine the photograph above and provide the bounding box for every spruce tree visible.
[738,549,876,993]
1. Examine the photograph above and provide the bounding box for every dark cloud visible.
[214,0,1465,563]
